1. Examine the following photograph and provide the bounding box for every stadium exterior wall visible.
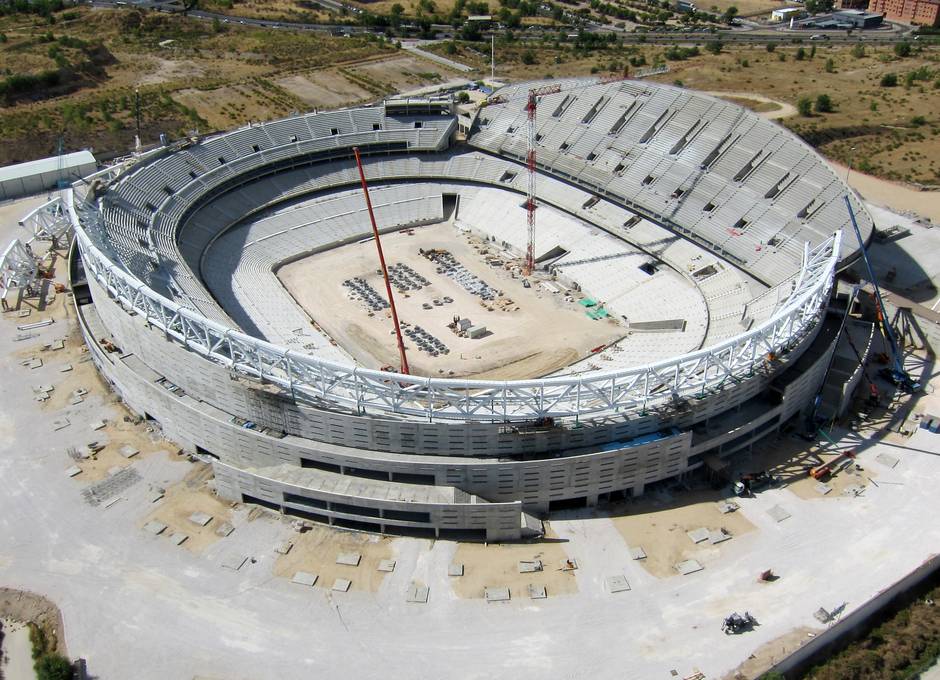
[73,243,840,538]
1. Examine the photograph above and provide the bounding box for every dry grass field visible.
[0,7,396,163]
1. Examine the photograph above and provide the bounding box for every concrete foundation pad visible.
[169,533,188,546]
[518,560,542,573]
[65,466,82,478]
[143,521,167,536]
[484,587,510,602]
[527,584,547,599]
[687,527,710,544]
[767,505,791,522]
[606,575,631,593]
[406,583,429,603]
[119,445,139,459]
[221,555,248,571]
[876,453,899,468]
[215,522,234,537]
[448,563,464,577]
[188,512,213,527]
[815,482,833,495]
[377,559,396,573]
[291,571,318,587]
[89,420,106,431]
[274,540,293,555]
[52,417,69,430]
[675,560,704,576]
[336,552,361,567]
[708,530,731,545]
[331,578,351,592]
[629,546,647,560]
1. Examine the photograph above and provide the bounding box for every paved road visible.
[89,0,921,45]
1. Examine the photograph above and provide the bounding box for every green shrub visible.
[35,654,72,680]
[815,93,833,112]
[881,73,898,87]
[797,96,813,116]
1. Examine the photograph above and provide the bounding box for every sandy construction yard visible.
[272,524,395,593]
[611,490,758,579]
[450,526,578,599]
[278,221,623,379]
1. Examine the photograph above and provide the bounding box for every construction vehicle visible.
[809,449,856,480]
[721,611,756,634]
[733,471,779,497]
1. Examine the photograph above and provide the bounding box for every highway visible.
[89,0,920,45]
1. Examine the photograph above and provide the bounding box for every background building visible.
[868,0,940,24]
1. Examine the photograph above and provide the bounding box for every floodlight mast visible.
[353,147,410,375]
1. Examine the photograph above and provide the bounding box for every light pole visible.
[845,145,857,185]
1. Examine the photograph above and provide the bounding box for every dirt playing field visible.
[611,490,757,579]
[449,525,578,599]
[278,221,623,379]
[272,524,395,593]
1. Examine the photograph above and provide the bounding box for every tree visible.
[705,40,722,54]
[795,46,806,60]
[765,42,775,52]
[722,5,737,22]
[460,21,482,40]
[880,72,898,87]
[804,0,834,13]
[797,96,813,116]
[456,90,470,103]
[521,48,536,64]
[444,39,457,54]
[851,43,865,58]
[35,654,73,680]
[815,93,833,112]
[389,3,404,27]
[894,41,911,58]
[825,57,834,72]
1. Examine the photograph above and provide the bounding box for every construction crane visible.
[483,75,627,275]
[843,195,917,392]
[353,147,410,375]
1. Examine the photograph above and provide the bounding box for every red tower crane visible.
[353,147,410,375]
[523,84,561,275]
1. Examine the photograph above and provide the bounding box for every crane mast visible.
[523,84,561,275]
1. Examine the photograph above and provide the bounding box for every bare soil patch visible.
[450,525,578,599]
[350,55,453,91]
[0,589,66,657]
[277,71,373,108]
[140,463,234,554]
[610,490,757,579]
[272,524,394,592]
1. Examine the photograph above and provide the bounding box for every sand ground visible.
[278,221,622,379]
[139,463,235,555]
[450,525,578,599]
[610,490,758,579]
[272,524,395,593]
